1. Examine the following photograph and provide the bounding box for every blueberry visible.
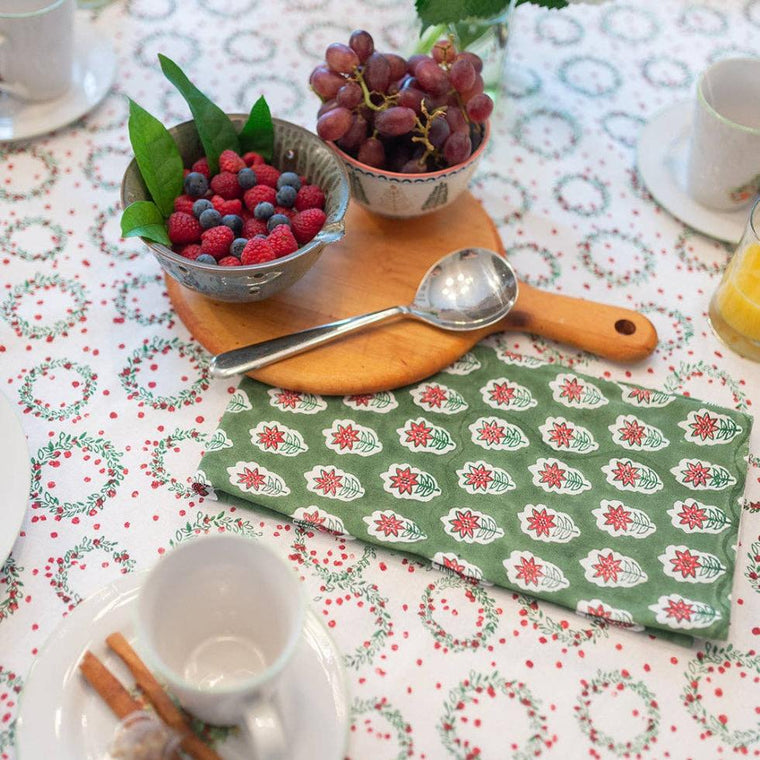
[199,208,222,229]
[196,253,217,265]
[184,171,209,198]
[267,213,291,232]
[275,185,297,208]
[277,171,301,191]
[222,214,244,237]
[230,237,248,258]
[238,167,257,190]
[192,198,213,218]
[254,201,274,220]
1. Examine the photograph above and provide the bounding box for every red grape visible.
[443,131,471,166]
[384,53,407,81]
[428,115,450,149]
[357,137,385,168]
[456,51,483,74]
[336,81,362,109]
[375,106,417,137]
[466,93,493,124]
[406,54,428,75]
[459,74,484,102]
[317,98,338,117]
[364,52,391,92]
[349,30,374,63]
[450,58,476,93]
[398,84,424,114]
[317,107,352,141]
[325,43,359,74]
[338,114,368,150]
[310,65,345,100]
[445,105,468,134]
[431,39,457,64]
[401,158,427,173]
[415,59,449,96]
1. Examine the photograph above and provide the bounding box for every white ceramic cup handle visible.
[242,697,287,760]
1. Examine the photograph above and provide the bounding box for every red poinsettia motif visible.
[559,377,584,402]
[236,466,266,491]
[464,464,494,490]
[689,412,719,441]
[314,468,343,496]
[274,390,302,408]
[347,394,373,406]
[405,420,433,447]
[584,603,612,621]
[682,461,711,487]
[257,425,285,450]
[618,419,646,446]
[548,421,574,448]
[450,509,481,539]
[538,462,566,488]
[664,597,694,622]
[300,510,326,526]
[611,460,639,487]
[488,382,516,406]
[388,466,418,495]
[419,385,448,408]
[526,507,556,537]
[374,512,405,537]
[514,555,543,586]
[592,552,623,583]
[670,549,701,578]
[331,423,360,450]
[677,501,707,530]
[442,556,466,574]
[603,503,633,532]
[477,420,506,446]
[628,387,652,403]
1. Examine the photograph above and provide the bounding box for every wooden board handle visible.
[501,283,658,362]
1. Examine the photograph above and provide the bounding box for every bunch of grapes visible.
[309,29,493,173]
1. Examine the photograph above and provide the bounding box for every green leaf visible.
[127,99,184,218]
[415,0,567,30]
[158,53,239,175]
[239,96,274,162]
[120,201,171,246]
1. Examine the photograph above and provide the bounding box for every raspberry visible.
[167,212,202,244]
[241,237,277,265]
[295,184,326,211]
[219,149,246,173]
[242,218,268,238]
[244,185,277,211]
[179,244,203,260]
[291,208,326,244]
[268,224,299,257]
[243,151,265,166]
[200,225,234,259]
[191,157,210,178]
[210,171,243,200]
[274,205,295,219]
[254,164,281,188]
[173,194,196,214]
[211,195,243,216]
[218,256,242,267]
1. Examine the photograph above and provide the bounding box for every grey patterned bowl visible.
[121,116,350,303]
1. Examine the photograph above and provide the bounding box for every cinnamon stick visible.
[106,632,223,760]
[79,650,142,719]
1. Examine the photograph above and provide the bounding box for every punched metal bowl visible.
[121,116,350,303]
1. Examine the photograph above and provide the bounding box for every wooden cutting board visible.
[167,193,505,395]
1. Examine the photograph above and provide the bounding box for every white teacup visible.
[686,57,760,211]
[0,0,75,102]
[135,534,306,759]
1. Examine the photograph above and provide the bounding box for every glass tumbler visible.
[708,198,760,361]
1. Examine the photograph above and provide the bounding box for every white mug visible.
[0,0,75,101]
[686,57,760,211]
[135,534,306,759]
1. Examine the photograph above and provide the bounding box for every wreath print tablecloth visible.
[200,343,752,640]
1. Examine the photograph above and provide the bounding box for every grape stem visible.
[411,101,447,167]
[354,67,397,112]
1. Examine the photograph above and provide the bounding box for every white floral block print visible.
[267,387,327,414]
[432,552,484,581]
[409,383,468,414]
[441,507,505,544]
[342,391,398,413]
[539,416,599,453]
[503,550,569,592]
[580,549,648,588]
[380,463,440,501]
[529,457,591,494]
[323,419,382,456]
[364,510,426,543]
[397,417,456,455]
[667,499,731,534]
[592,500,656,539]
[550,373,609,409]
[608,415,669,451]
[455,460,515,495]
[479,377,537,410]
[292,506,347,535]
[227,461,290,497]
[678,408,744,446]
[205,429,233,452]
[250,421,308,457]
[619,384,673,408]
[442,352,481,375]
[670,459,737,490]
[648,594,721,630]
[469,416,529,451]
[602,458,663,493]
[304,465,364,501]
[226,389,252,413]
[576,599,644,632]
[518,504,580,543]
[658,545,726,583]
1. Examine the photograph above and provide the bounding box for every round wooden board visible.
[167,192,503,395]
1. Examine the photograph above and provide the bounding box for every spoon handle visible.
[504,284,658,362]
[210,306,407,378]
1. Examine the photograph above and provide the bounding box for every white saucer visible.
[0,19,117,142]
[16,572,349,760]
[637,101,750,245]
[0,390,30,568]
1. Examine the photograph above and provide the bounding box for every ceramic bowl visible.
[121,116,350,303]
[332,122,490,219]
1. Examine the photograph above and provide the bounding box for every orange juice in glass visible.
[709,198,760,360]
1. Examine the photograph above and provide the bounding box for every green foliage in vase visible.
[416,0,568,29]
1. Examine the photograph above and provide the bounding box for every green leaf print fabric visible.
[199,345,752,640]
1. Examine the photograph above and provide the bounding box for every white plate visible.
[0,19,117,142]
[0,390,30,568]
[16,572,349,760]
[637,101,750,245]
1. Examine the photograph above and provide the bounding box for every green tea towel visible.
[199,344,752,640]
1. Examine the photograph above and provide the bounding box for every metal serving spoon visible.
[210,248,518,378]
[209,247,658,378]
